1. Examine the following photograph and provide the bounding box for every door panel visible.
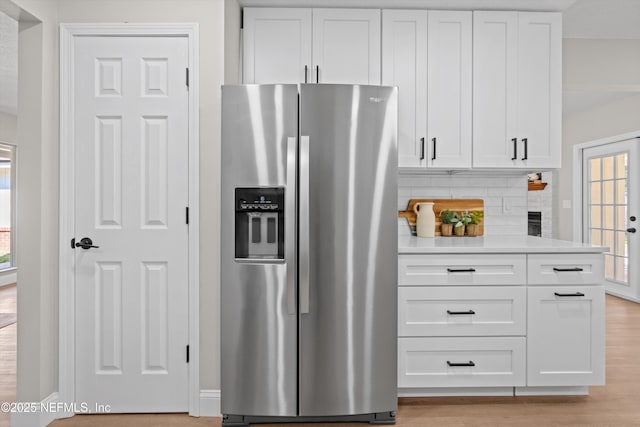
[312,9,381,84]
[583,139,639,301]
[299,84,397,416]
[74,36,189,412]
[243,8,312,84]
[220,85,299,416]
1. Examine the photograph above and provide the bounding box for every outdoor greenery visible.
[0,253,10,264]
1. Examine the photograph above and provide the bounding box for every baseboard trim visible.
[0,269,17,287]
[10,391,60,427]
[199,389,221,417]
[398,387,515,397]
[515,386,589,396]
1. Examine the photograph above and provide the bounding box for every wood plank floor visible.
[0,294,635,426]
[0,284,16,427]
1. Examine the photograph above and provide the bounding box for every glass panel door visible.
[583,138,639,302]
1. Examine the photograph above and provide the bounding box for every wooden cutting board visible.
[398,199,484,236]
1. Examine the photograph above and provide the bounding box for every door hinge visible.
[186,68,189,89]
[186,345,190,363]
[186,207,189,225]
[240,9,244,29]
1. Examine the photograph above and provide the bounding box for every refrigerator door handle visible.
[299,135,310,314]
[286,136,298,315]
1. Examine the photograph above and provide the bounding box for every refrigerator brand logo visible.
[368,97,385,103]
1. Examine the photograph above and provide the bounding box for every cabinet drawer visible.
[398,337,526,388]
[527,253,604,285]
[398,286,526,337]
[399,254,526,286]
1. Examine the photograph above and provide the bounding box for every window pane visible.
[616,179,627,205]
[605,254,614,280]
[591,181,601,204]
[591,229,601,245]
[615,153,627,179]
[0,144,13,270]
[615,231,627,256]
[590,158,601,181]
[603,206,614,229]
[603,180,614,204]
[615,256,628,284]
[591,205,601,228]
[617,206,627,230]
[603,230,614,252]
[603,156,614,180]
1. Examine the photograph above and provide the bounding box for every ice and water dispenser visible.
[235,188,285,260]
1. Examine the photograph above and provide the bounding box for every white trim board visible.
[58,23,200,418]
[571,130,640,241]
[10,392,59,427]
[199,390,221,417]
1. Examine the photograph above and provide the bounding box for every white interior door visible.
[73,35,189,412]
[583,139,640,302]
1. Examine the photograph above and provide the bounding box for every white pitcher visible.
[414,202,435,238]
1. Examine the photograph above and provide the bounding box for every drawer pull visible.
[447,360,475,367]
[554,292,585,297]
[447,310,476,315]
[447,268,476,273]
[553,267,584,272]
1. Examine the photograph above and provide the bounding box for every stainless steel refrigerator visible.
[221,84,398,426]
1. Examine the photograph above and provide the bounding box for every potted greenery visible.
[439,209,457,236]
[454,211,472,236]
[466,211,484,236]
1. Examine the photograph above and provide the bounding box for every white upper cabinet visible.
[243,8,380,85]
[312,9,381,85]
[517,13,562,169]
[382,10,428,168]
[382,10,471,169]
[473,11,562,169]
[243,8,312,84]
[426,11,472,169]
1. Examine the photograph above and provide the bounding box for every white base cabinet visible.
[527,286,605,387]
[398,251,606,395]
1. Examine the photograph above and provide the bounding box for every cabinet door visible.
[527,286,605,386]
[243,8,312,84]
[427,11,472,169]
[517,12,562,169]
[382,10,427,168]
[312,8,381,84]
[472,11,519,168]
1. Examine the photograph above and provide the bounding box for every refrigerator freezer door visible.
[221,85,298,416]
[299,84,398,416]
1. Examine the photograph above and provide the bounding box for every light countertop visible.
[398,235,609,254]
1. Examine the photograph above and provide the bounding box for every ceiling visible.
[1,0,639,117]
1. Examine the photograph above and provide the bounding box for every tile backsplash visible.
[398,173,528,237]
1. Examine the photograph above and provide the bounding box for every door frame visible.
[572,130,640,242]
[59,23,200,417]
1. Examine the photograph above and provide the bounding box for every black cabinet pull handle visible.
[420,137,425,160]
[432,137,437,160]
[447,361,475,367]
[521,138,528,160]
[447,268,476,273]
[316,65,319,84]
[553,267,584,272]
[447,310,476,315]
[511,138,517,160]
[554,292,585,297]
[304,65,308,83]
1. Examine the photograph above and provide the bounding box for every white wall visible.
[557,38,640,241]
[398,173,528,237]
[0,111,17,143]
